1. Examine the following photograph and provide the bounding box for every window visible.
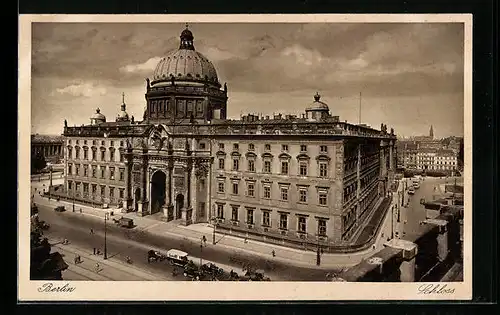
[199,142,206,149]
[218,158,225,169]
[110,148,115,162]
[75,164,80,176]
[281,187,288,201]
[248,160,255,172]
[120,151,124,162]
[279,214,288,230]
[318,219,327,236]
[248,143,255,151]
[68,164,73,175]
[100,167,105,178]
[232,159,239,171]
[247,183,255,197]
[119,168,124,181]
[265,144,271,151]
[75,182,81,193]
[92,165,96,178]
[68,147,72,159]
[100,185,106,197]
[83,183,89,195]
[119,188,124,199]
[68,181,72,190]
[319,162,328,177]
[109,167,115,180]
[231,206,239,221]
[91,147,97,160]
[233,143,239,150]
[110,141,114,146]
[319,192,328,205]
[263,186,271,199]
[91,184,97,196]
[299,162,308,176]
[100,149,105,161]
[247,209,254,224]
[83,148,88,160]
[69,140,72,144]
[120,141,124,147]
[200,179,205,190]
[76,140,79,145]
[84,140,87,145]
[300,145,307,152]
[232,182,239,195]
[218,143,224,150]
[299,189,307,203]
[109,187,115,201]
[264,161,272,173]
[320,145,328,153]
[282,144,288,151]
[217,204,224,219]
[75,147,80,159]
[218,182,225,193]
[281,161,289,174]
[262,211,270,227]
[101,141,105,146]
[298,216,307,233]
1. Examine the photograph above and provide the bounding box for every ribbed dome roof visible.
[91,108,106,120]
[151,25,219,86]
[305,92,330,111]
[152,49,218,84]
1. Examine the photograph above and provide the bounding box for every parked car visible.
[241,269,271,281]
[201,262,224,277]
[147,249,166,263]
[38,220,50,230]
[54,206,66,212]
[413,182,420,189]
[183,261,203,280]
[408,187,415,195]
[113,217,134,228]
[166,249,189,267]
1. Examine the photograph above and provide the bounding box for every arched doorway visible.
[134,188,141,212]
[151,171,166,214]
[175,194,184,219]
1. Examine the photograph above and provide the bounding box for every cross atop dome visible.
[314,92,321,102]
[122,92,125,104]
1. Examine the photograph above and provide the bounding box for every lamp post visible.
[316,225,321,266]
[212,204,217,245]
[72,189,75,212]
[200,239,203,267]
[104,212,109,260]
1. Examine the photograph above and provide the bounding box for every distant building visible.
[417,148,457,174]
[31,134,64,164]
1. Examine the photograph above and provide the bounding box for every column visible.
[206,160,212,223]
[163,167,171,218]
[389,142,394,170]
[425,219,449,261]
[190,162,197,224]
[122,158,130,212]
[384,239,418,282]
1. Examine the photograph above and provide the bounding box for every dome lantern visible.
[90,108,106,125]
[116,92,130,122]
[179,23,195,50]
[305,92,330,121]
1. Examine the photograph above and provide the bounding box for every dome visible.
[151,25,219,86]
[305,92,329,111]
[116,102,130,122]
[91,108,106,120]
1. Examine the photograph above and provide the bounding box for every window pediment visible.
[296,153,310,160]
[100,147,107,151]
[261,152,274,159]
[216,150,227,157]
[231,151,241,157]
[278,153,291,160]
[316,154,331,161]
[245,152,257,159]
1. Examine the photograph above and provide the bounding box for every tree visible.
[31,150,47,174]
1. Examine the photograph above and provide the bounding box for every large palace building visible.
[61,26,397,246]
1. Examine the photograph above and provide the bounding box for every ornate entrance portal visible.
[175,194,184,219]
[150,170,166,214]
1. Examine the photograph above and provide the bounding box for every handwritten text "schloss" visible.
[418,284,455,294]
[37,283,76,293]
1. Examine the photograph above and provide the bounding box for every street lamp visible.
[104,212,109,260]
[316,225,321,266]
[212,204,217,245]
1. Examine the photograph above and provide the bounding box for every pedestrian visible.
[93,247,96,255]
[95,263,100,272]
[244,237,248,244]
[271,250,276,257]
[202,235,207,246]
[80,208,82,213]
[90,228,94,235]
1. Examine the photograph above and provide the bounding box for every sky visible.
[30,22,464,138]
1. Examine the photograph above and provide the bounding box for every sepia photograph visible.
[19,14,472,301]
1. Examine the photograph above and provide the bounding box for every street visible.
[35,202,331,281]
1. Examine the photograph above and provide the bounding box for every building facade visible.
[31,134,64,164]
[62,26,397,247]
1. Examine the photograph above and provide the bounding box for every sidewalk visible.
[32,179,380,270]
[49,238,169,281]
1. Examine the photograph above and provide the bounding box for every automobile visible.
[147,249,166,263]
[413,182,420,189]
[408,187,415,195]
[241,269,271,281]
[113,217,134,228]
[54,206,66,212]
[183,261,204,280]
[166,249,189,267]
[200,262,224,277]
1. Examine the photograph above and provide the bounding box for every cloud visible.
[119,57,162,73]
[53,82,107,97]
